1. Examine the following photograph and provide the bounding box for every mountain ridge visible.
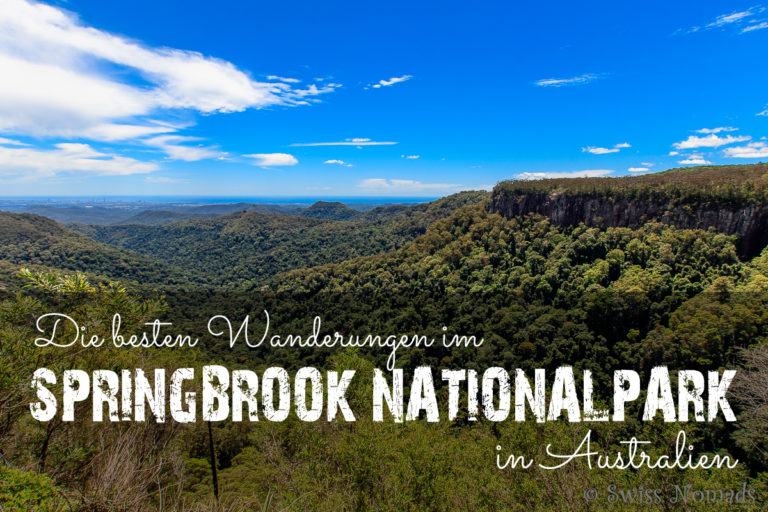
[65,191,490,286]
[0,210,193,285]
[489,164,768,258]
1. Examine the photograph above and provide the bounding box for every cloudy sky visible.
[0,0,767,196]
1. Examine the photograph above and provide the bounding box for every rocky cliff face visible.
[488,189,768,259]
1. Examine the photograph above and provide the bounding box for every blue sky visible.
[0,0,766,197]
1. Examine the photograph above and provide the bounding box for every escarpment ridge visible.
[489,164,768,258]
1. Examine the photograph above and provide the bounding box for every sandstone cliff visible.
[488,188,768,259]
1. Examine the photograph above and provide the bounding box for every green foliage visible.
[246,205,755,380]
[2,171,768,510]
[299,200,362,220]
[0,211,194,286]
[70,191,488,287]
[0,467,69,512]
[199,419,757,512]
[0,270,184,511]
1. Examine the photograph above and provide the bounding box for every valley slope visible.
[68,191,488,286]
[0,211,194,285]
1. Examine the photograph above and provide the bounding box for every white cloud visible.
[743,21,768,32]
[323,159,353,167]
[723,142,768,158]
[401,155,420,159]
[534,74,601,87]
[583,147,619,154]
[0,0,337,142]
[369,75,413,89]
[694,127,738,134]
[0,53,156,138]
[641,162,654,167]
[266,75,301,83]
[145,176,186,183]
[673,134,751,149]
[290,138,397,147]
[628,167,650,172]
[669,151,680,156]
[687,7,765,33]
[81,123,176,142]
[244,153,298,167]
[582,142,631,154]
[143,135,223,161]
[758,109,768,116]
[515,169,614,180]
[678,154,712,165]
[0,142,158,179]
[0,137,28,146]
[707,9,758,27]
[357,178,459,191]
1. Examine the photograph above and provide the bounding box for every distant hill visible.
[4,199,424,226]
[0,211,192,285]
[298,201,413,221]
[68,191,489,286]
[299,201,361,220]
[167,202,304,217]
[113,209,220,226]
[5,201,304,225]
[9,205,140,225]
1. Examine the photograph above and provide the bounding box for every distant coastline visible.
[0,195,440,204]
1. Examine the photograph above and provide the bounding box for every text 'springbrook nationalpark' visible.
[3,0,768,509]
[29,364,738,425]
[30,313,737,424]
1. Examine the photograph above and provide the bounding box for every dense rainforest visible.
[66,191,487,287]
[1,165,768,511]
[0,211,196,285]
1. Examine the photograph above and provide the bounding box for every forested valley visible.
[1,165,767,511]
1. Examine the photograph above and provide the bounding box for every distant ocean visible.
[0,195,438,205]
